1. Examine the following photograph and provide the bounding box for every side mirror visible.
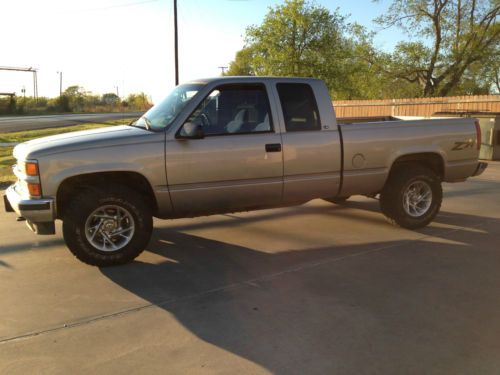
[177,122,205,139]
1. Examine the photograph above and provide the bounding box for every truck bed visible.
[338,118,478,196]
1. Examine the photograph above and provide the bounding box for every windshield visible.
[132,83,203,131]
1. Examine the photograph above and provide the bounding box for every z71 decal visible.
[451,140,474,151]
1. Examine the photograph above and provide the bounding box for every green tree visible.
[226,47,255,76]
[374,0,500,97]
[227,0,354,98]
[102,93,120,105]
[340,24,422,99]
[125,93,152,110]
[63,85,87,112]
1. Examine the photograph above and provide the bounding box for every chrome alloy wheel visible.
[403,181,433,217]
[84,205,135,252]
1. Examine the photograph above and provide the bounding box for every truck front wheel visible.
[379,165,442,229]
[62,185,153,266]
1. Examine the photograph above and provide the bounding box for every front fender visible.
[38,140,166,198]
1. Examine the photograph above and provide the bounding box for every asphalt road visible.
[1,163,499,374]
[0,112,143,133]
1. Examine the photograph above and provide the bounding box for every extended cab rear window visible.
[277,83,321,132]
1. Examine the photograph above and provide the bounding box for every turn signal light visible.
[25,162,39,176]
[28,183,42,197]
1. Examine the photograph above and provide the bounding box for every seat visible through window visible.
[186,84,273,135]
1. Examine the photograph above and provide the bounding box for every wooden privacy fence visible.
[334,95,500,118]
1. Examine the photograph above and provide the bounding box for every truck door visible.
[275,82,342,204]
[165,83,283,217]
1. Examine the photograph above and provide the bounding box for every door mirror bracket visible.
[177,122,205,139]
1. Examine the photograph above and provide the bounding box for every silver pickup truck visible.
[3,77,487,266]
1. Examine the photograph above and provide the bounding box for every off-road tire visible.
[62,185,153,266]
[379,165,442,229]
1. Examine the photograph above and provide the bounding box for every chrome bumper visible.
[472,161,488,177]
[3,183,56,234]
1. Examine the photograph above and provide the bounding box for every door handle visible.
[265,143,282,152]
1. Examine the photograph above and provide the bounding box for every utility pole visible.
[174,0,179,86]
[114,85,119,97]
[33,70,38,102]
[57,71,63,97]
[218,66,228,75]
[21,86,26,112]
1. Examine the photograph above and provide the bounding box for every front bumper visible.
[472,161,488,177]
[3,183,56,234]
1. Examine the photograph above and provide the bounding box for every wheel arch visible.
[388,152,445,181]
[56,171,158,219]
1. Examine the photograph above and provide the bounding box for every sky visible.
[0,0,397,103]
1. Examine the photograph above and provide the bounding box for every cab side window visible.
[186,84,273,136]
[277,83,321,132]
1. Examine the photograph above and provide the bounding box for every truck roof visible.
[186,76,323,85]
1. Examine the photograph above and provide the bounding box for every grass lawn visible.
[0,147,14,187]
[0,119,134,189]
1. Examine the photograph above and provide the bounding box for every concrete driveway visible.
[1,163,499,374]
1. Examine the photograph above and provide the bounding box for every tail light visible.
[474,119,481,151]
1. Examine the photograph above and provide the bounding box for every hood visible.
[13,125,155,161]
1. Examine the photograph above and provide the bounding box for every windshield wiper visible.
[142,116,152,131]
[128,116,152,131]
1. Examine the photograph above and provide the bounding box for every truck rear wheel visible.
[62,185,153,266]
[379,165,442,229]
